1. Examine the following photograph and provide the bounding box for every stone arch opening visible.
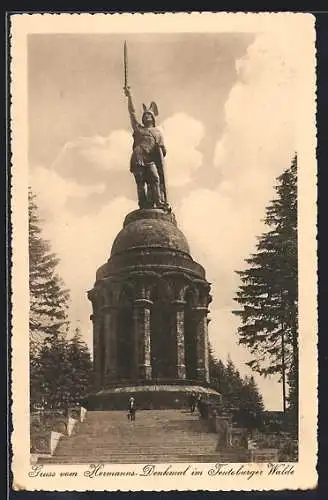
[150,280,175,380]
[184,286,198,381]
[117,284,135,380]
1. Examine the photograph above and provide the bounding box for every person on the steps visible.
[128,396,136,421]
[197,395,207,418]
[189,392,197,413]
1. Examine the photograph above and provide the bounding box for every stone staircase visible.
[38,410,250,464]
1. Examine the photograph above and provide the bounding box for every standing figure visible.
[189,392,197,413]
[128,396,136,421]
[124,85,170,210]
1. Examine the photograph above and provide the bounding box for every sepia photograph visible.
[10,12,317,491]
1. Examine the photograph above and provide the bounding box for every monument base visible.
[83,383,221,411]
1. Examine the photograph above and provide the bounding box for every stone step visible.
[41,410,239,465]
[76,425,211,431]
[53,444,216,454]
[39,454,250,464]
[53,449,217,458]
[57,441,216,452]
[39,455,215,463]
[59,437,216,444]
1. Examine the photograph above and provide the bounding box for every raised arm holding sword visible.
[123,41,170,211]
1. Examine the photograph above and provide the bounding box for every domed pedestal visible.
[84,382,221,411]
[112,208,190,255]
[86,208,219,410]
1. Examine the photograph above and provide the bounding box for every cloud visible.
[30,165,135,346]
[176,31,299,410]
[214,31,297,193]
[52,130,133,185]
[29,31,302,410]
[161,113,204,186]
[30,165,105,211]
[29,113,205,345]
[51,113,204,190]
[178,187,282,410]
[79,131,133,172]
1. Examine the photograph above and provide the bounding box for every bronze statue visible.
[123,42,170,211]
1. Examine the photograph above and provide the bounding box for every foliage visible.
[29,188,69,353]
[31,328,93,410]
[250,429,298,462]
[66,328,93,404]
[209,349,264,429]
[29,190,92,410]
[233,156,298,415]
[31,333,72,410]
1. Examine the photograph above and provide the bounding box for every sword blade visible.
[124,40,128,88]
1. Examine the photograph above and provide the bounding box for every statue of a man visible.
[124,85,169,210]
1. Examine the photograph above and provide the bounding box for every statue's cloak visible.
[153,144,167,204]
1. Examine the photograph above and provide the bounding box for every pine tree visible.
[209,348,265,427]
[223,356,243,412]
[29,188,70,409]
[32,333,72,410]
[208,347,225,392]
[233,156,298,413]
[66,328,93,405]
[31,328,93,410]
[239,375,265,415]
[29,188,69,353]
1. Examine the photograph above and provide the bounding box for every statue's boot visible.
[152,183,165,209]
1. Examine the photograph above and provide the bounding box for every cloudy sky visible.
[28,29,299,410]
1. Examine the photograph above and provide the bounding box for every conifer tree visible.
[224,356,244,411]
[66,327,93,405]
[209,348,264,424]
[29,190,93,410]
[233,156,298,413]
[31,328,93,410]
[29,188,70,408]
[29,188,69,353]
[239,375,265,415]
[208,347,226,392]
[32,332,72,410]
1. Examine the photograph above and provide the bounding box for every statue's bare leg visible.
[134,169,147,209]
[148,163,163,208]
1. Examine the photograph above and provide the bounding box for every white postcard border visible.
[10,12,317,491]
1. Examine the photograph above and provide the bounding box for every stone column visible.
[194,306,210,383]
[91,314,102,388]
[171,300,186,379]
[133,298,152,380]
[103,306,118,383]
